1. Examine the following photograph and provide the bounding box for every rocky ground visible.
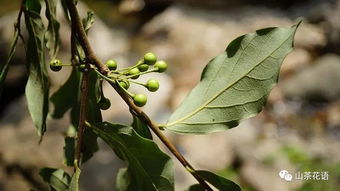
[0,0,340,190]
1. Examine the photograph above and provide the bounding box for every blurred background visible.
[1,0,340,190]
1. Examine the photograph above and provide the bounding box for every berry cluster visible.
[49,52,168,108]
[111,52,167,107]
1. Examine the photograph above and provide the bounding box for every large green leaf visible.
[166,23,300,134]
[187,170,241,191]
[39,168,71,191]
[50,68,81,118]
[90,122,174,191]
[24,0,50,137]
[44,0,60,58]
[0,27,19,97]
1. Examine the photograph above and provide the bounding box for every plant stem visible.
[66,0,97,170]
[67,1,212,189]
[75,71,89,168]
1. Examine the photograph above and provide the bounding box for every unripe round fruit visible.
[106,59,117,70]
[79,64,87,72]
[133,94,147,107]
[99,98,111,110]
[128,68,140,79]
[143,52,157,65]
[154,61,167,73]
[138,64,149,72]
[119,80,130,89]
[146,79,159,92]
[50,59,62,72]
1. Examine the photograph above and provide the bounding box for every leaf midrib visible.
[166,31,292,127]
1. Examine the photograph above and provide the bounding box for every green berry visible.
[133,94,147,107]
[119,80,130,89]
[138,64,149,72]
[146,79,159,92]
[128,68,140,79]
[98,98,111,110]
[106,59,117,70]
[79,64,87,72]
[50,59,62,72]
[144,52,157,65]
[154,61,167,73]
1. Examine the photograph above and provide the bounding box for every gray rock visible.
[283,54,340,101]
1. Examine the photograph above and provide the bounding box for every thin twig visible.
[66,0,93,170]
[75,72,89,168]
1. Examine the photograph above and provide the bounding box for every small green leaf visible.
[39,168,71,191]
[24,0,50,137]
[0,27,19,97]
[50,68,81,118]
[82,11,95,33]
[166,23,300,134]
[60,0,70,21]
[90,122,174,191]
[131,114,152,139]
[188,170,241,191]
[44,0,61,58]
[68,165,81,191]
